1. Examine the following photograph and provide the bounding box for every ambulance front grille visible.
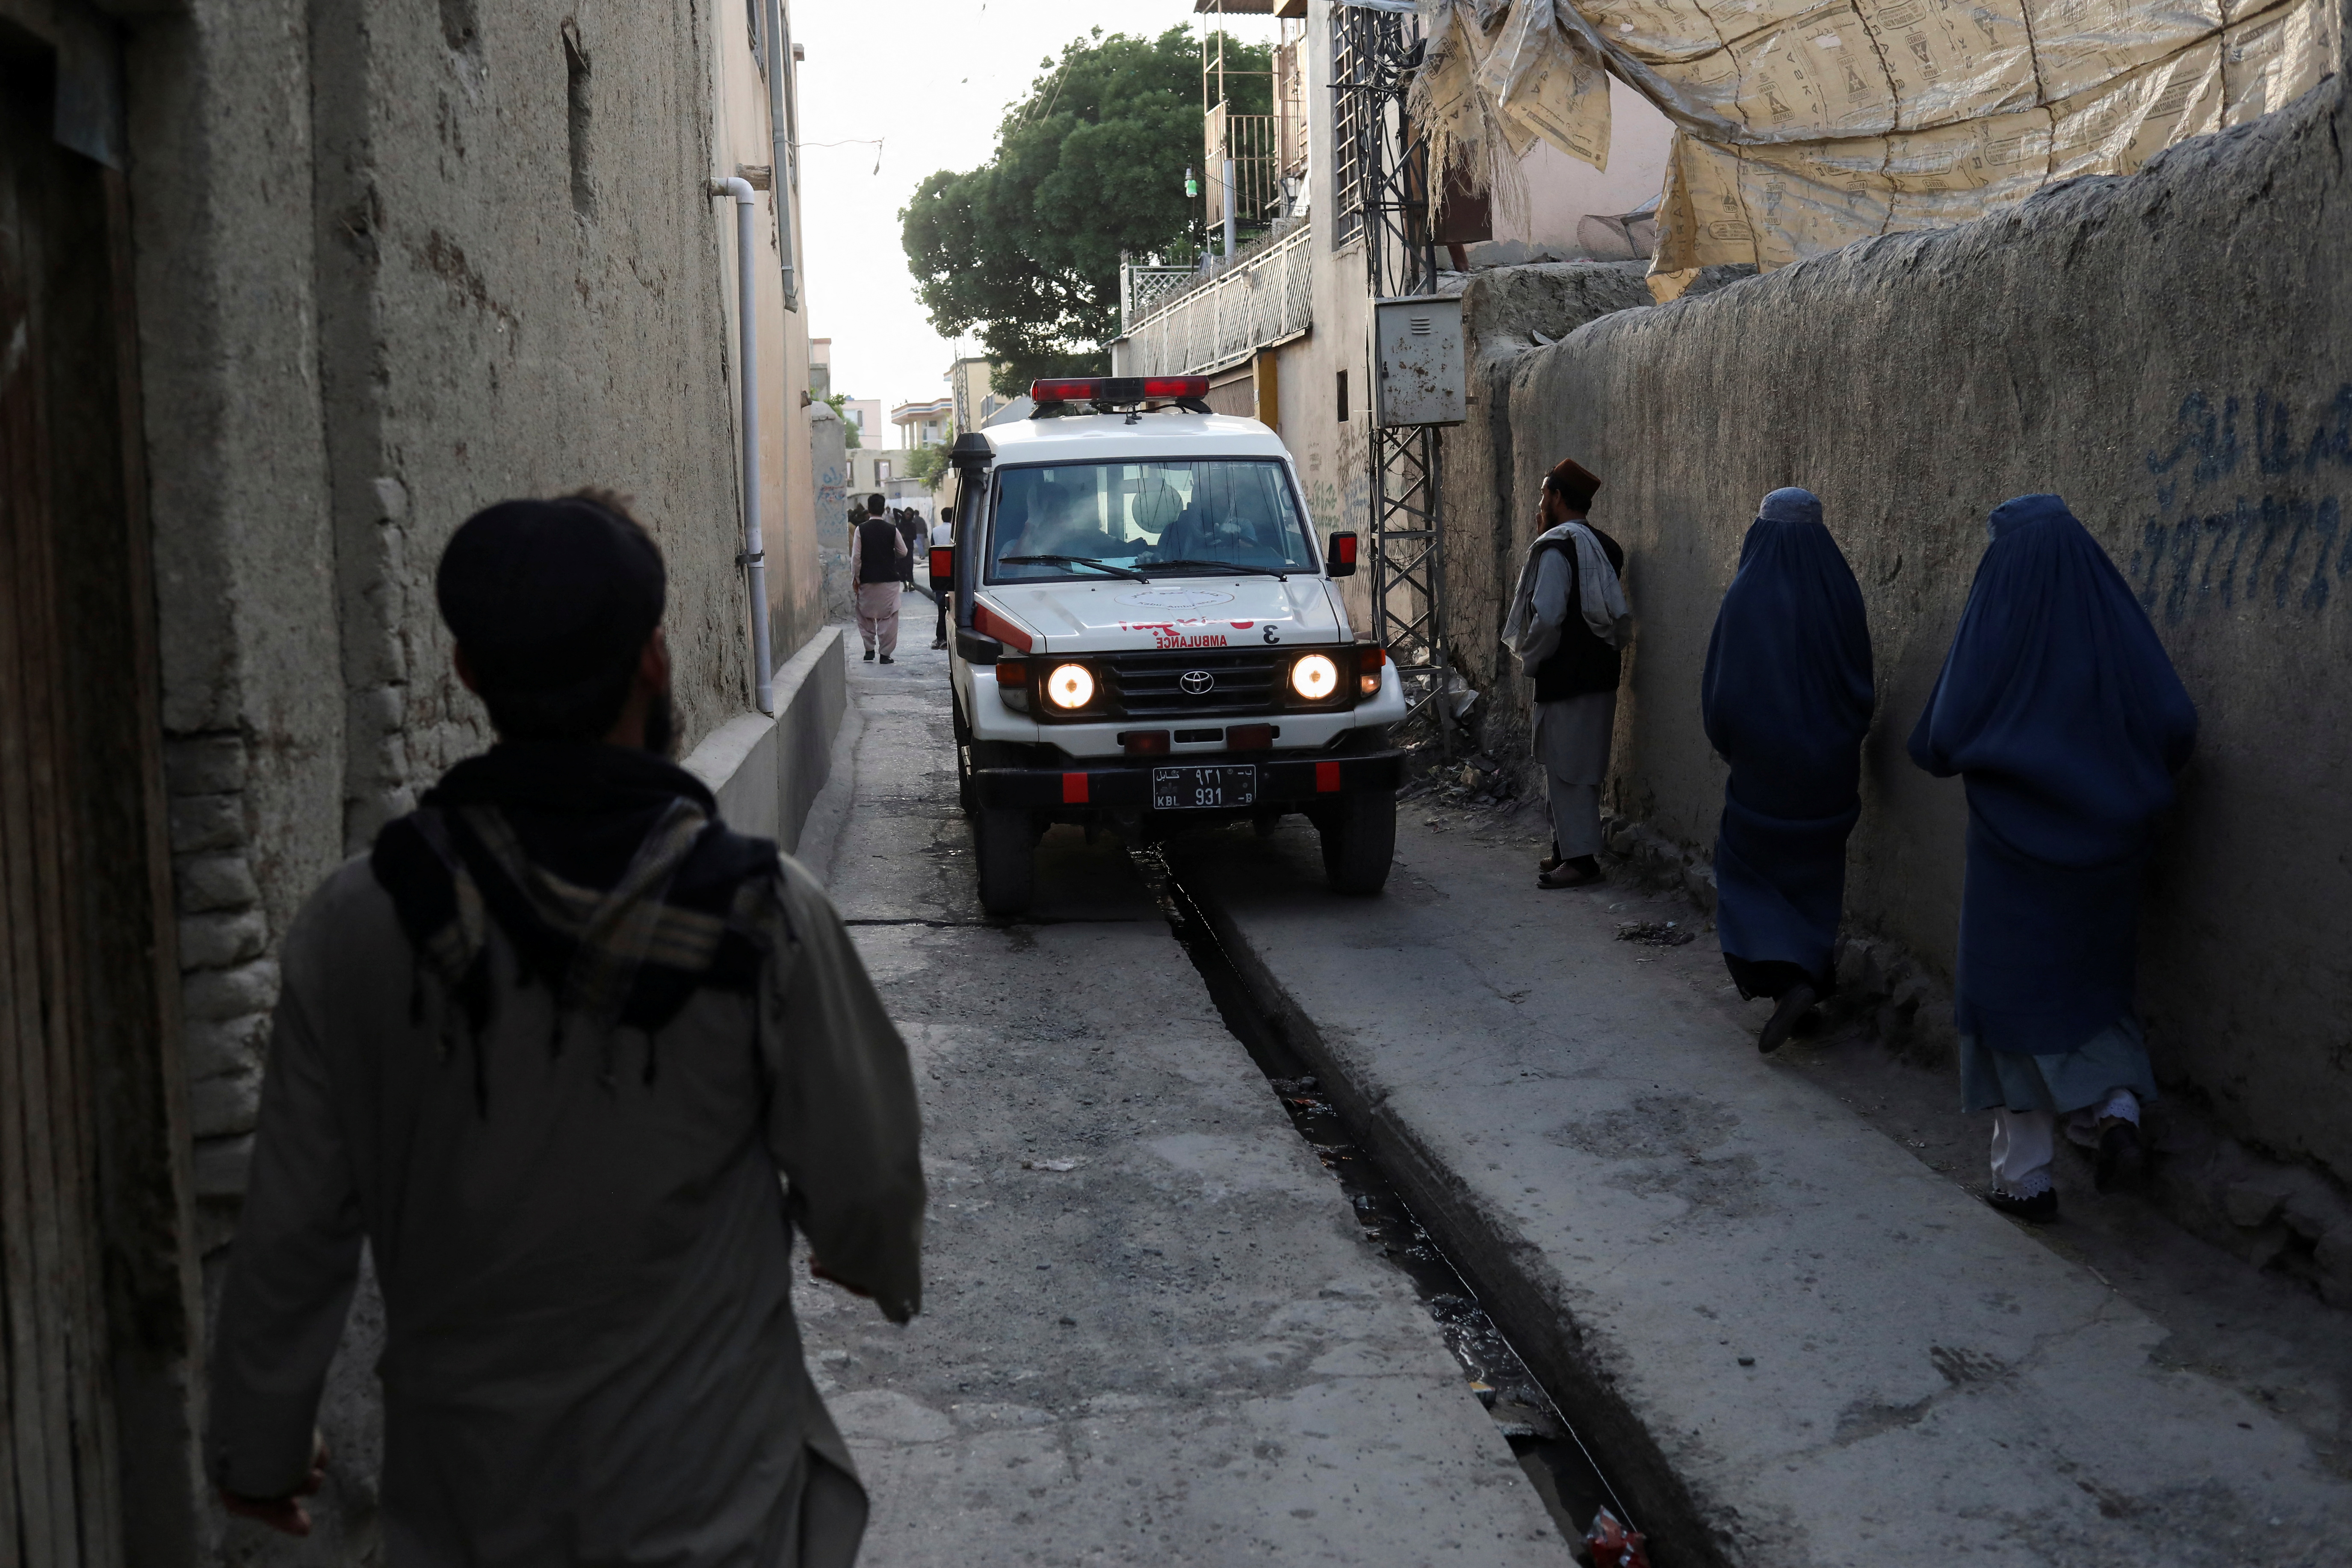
[1105,648,1280,719]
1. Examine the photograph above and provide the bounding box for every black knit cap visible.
[436,495,665,694]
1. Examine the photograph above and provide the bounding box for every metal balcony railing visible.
[1114,221,1314,377]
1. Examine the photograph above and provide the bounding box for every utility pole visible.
[1334,0,1451,757]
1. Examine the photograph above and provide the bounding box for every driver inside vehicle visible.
[1151,493,1279,566]
[1026,486,1112,560]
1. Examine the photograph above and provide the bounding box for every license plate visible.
[1152,765,1258,811]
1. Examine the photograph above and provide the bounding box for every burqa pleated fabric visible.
[1701,489,1875,997]
[1907,494,2198,1059]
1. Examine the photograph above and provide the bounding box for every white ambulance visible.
[936,375,1406,915]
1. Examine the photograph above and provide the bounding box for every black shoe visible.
[2095,1122,2145,1194]
[932,638,947,650]
[1757,983,1817,1055]
[1986,1186,2058,1223]
[863,649,875,661]
[879,655,894,664]
[1536,857,1603,889]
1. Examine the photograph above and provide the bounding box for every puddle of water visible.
[1133,848,1634,1552]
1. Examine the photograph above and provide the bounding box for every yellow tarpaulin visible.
[1414,0,2339,300]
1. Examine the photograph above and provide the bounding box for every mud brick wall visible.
[1443,77,2352,1189]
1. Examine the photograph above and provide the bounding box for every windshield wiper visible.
[1000,554,1152,583]
[1147,557,1291,582]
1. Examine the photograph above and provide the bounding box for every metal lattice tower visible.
[1334,3,1450,753]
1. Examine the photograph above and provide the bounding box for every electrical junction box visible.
[1371,294,1465,428]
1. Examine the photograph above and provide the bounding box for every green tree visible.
[905,441,949,490]
[902,26,1270,395]
[821,390,860,449]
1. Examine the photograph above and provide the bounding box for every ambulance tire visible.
[975,806,1036,915]
[1318,790,1396,895]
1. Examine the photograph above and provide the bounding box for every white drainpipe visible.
[1223,156,1238,258]
[763,0,799,310]
[707,175,774,715]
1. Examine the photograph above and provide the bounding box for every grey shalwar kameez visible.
[1504,523,1632,859]
[207,850,923,1568]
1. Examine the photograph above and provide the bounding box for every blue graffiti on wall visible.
[2130,387,2352,623]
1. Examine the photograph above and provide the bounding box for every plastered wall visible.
[309,0,754,850]
[106,0,820,1558]
[1452,75,2352,1185]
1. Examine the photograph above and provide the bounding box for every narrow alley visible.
[788,640,1575,1565]
[7,1,2352,1565]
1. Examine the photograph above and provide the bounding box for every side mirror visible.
[929,545,954,580]
[1326,531,1359,578]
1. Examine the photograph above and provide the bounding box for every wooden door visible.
[0,49,128,1568]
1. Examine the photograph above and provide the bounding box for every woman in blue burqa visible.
[1701,489,1874,1054]
[1910,494,2197,1222]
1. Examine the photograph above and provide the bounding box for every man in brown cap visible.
[207,490,924,1565]
[1501,459,1632,889]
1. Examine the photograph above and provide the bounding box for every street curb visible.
[1178,872,1737,1568]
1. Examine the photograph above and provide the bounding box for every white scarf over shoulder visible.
[1501,520,1630,673]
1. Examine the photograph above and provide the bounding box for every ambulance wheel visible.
[1318,791,1395,896]
[975,806,1035,915]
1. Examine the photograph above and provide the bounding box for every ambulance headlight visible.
[1045,663,1096,710]
[1289,653,1339,702]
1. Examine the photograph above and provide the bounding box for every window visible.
[985,460,1315,583]
[875,460,892,483]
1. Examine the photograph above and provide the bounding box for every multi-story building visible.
[840,397,883,446]
[892,396,953,449]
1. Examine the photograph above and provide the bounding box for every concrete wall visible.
[710,3,825,664]
[310,0,757,846]
[1451,74,2352,1188]
[683,626,848,854]
[811,403,852,620]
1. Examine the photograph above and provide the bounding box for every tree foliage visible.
[820,390,860,449]
[902,27,1270,395]
[905,442,949,490]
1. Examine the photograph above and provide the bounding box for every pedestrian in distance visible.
[1701,488,1875,1054]
[1501,457,1631,890]
[895,506,923,588]
[205,491,925,1565]
[929,501,955,650]
[1910,493,2197,1222]
[853,493,907,663]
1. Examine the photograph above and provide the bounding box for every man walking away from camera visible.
[1502,458,1631,890]
[206,491,925,1566]
[853,493,906,663]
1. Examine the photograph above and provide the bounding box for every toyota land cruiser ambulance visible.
[937,375,1406,915]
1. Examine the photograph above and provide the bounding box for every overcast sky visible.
[791,0,1277,426]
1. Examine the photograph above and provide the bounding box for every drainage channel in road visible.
[1131,847,1637,1554]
